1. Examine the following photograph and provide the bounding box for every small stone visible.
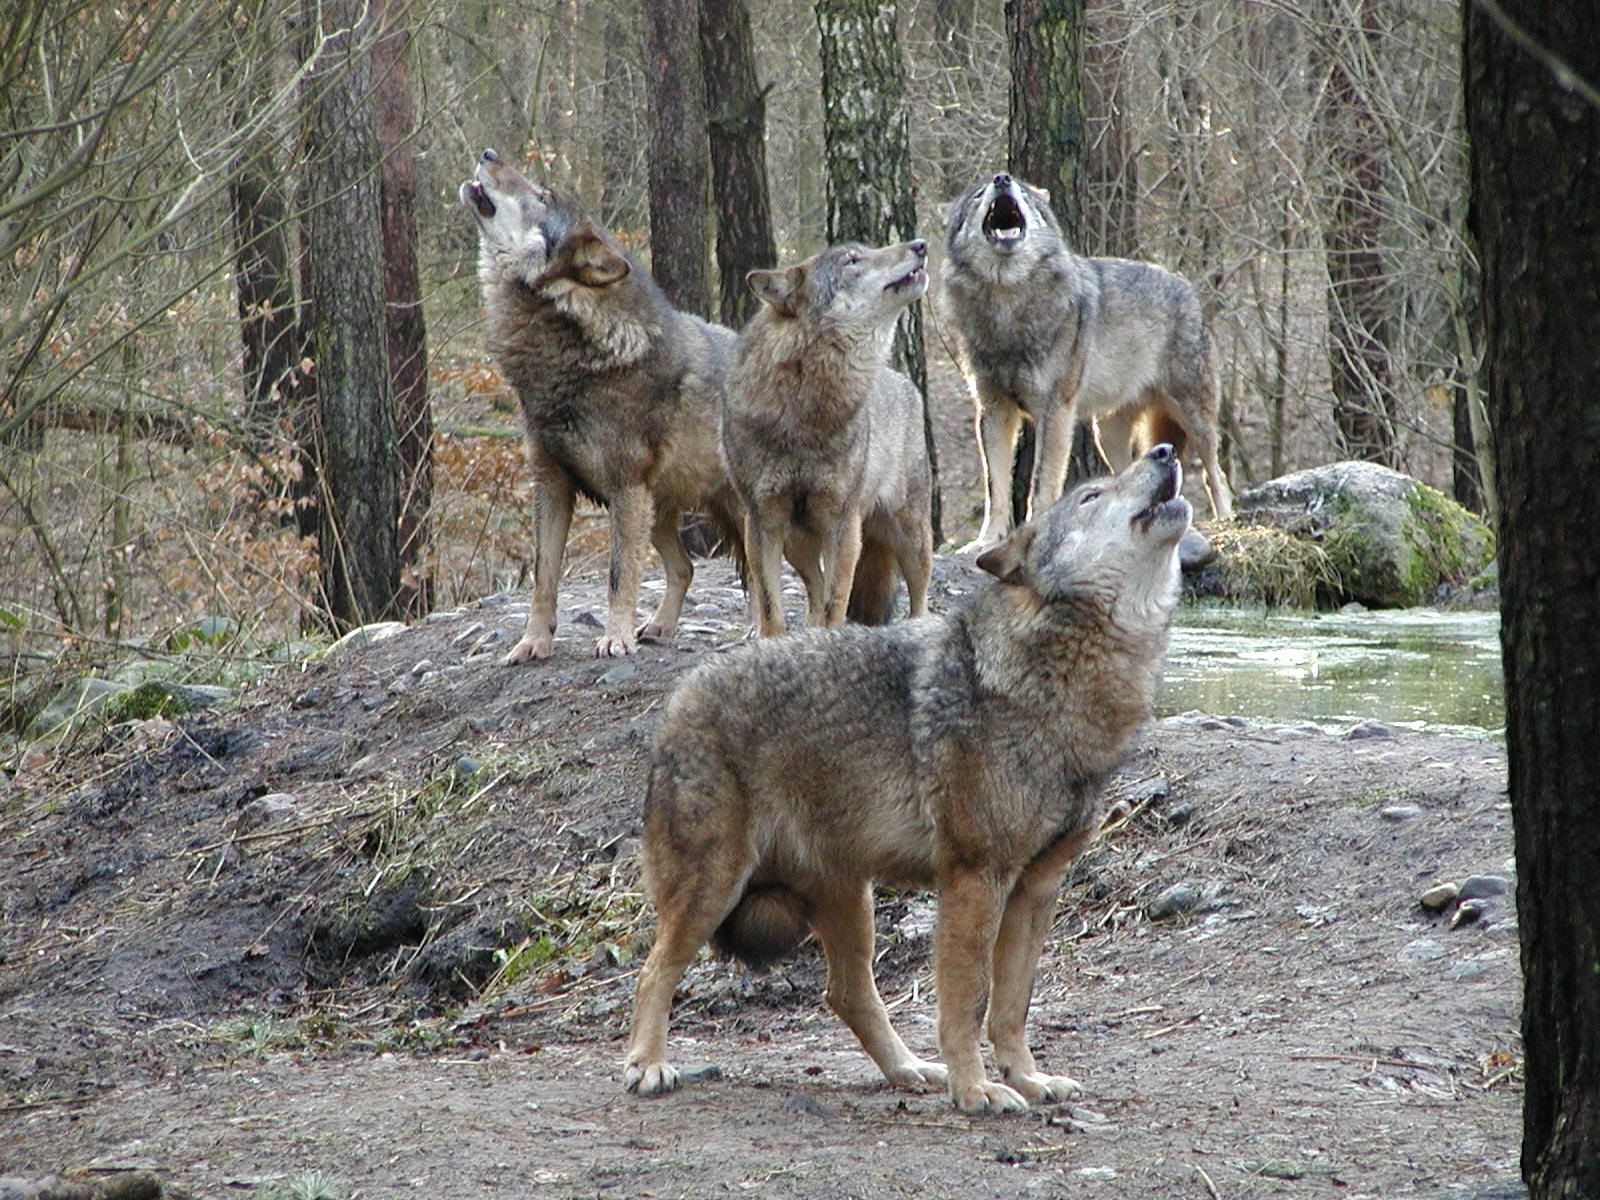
[574,610,603,628]
[1147,883,1200,920]
[455,756,482,782]
[1344,720,1394,741]
[1419,883,1459,912]
[1380,804,1424,822]
[598,663,636,685]
[1399,938,1447,962]
[410,658,435,676]
[1165,801,1195,827]
[1451,898,1489,929]
[1459,874,1510,900]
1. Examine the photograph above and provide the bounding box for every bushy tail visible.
[846,537,898,625]
[711,884,810,968]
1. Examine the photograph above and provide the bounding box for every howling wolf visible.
[624,445,1190,1113]
[941,172,1233,549]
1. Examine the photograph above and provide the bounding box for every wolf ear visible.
[569,223,630,287]
[747,266,805,317]
[1027,182,1051,204]
[976,524,1037,588]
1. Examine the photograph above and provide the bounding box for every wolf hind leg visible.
[810,881,947,1091]
[623,849,753,1096]
[640,506,693,640]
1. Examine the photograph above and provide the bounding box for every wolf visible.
[721,239,934,634]
[623,444,1190,1114]
[461,148,742,661]
[941,172,1234,550]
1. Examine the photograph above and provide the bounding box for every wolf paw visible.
[950,1079,1030,1114]
[623,1059,680,1097]
[502,635,553,665]
[594,629,638,657]
[1007,1070,1081,1105]
[883,1058,949,1091]
[955,536,1000,557]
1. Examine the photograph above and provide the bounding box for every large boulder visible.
[1188,461,1495,608]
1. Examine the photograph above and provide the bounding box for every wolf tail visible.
[846,537,898,625]
[711,884,810,968]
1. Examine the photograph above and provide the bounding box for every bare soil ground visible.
[0,543,1522,1200]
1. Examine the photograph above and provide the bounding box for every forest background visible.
[1,0,1475,714]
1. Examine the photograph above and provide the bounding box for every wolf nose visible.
[1147,444,1176,463]
[481,148,499,163]
[910,238,927,257]
[993,172,1012,187]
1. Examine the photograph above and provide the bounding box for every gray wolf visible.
[461,149,742,661]
[721,239,934,634]
[623,445,1190,1113]
[940,172,1233,549]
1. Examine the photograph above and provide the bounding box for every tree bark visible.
[300,0,403,629]
[816,0,938,540]
[700,0,776,330]
[372,0,432,617]
[1319,0,1400,467]
[1006,0,1092,524]
[1465,0,1600,1195]
[641,0,711,317]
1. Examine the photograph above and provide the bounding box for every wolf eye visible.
[1078,489,1102,505]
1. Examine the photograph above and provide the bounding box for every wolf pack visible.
[461,149,1234,1114]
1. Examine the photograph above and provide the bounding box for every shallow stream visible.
[1159,605,1504,736]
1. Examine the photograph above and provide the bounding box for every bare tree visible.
[300,0,403,627]
[1006,0,1093,522]
[372,0,433,616]
[1467,1,1600,1194]
[642,0,711,317]
[700,0,777,329]
[816,0,939,539]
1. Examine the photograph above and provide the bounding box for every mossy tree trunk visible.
[1466,0,1600,1194]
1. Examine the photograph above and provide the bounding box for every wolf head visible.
[746,239,927,352]
[945,173,1065,282]
[978,445,1190,622]
[460,149,628,293]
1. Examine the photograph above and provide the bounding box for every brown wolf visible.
[623,445,1190,1113]
[721,239,934,634]
[461,149,741,661]
[941,172,1233,549]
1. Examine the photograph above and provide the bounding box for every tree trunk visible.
[1084,6,1135,259]
[700,0,776,330]
[1319,0,1400,467]
[816,0,938,541]
[300,0,403,629]
[1466,1,1600,1196]
[641,0,711,317]
[1006,0,1092,525]
[372,0,432,617]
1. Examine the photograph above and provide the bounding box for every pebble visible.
[1380,804,1424,822]
[1418,883,1459,912]
[1398,938,1447,962]
[455,756,482,782]
[1459,874,1510,900]
[598,663,637,685]
[1451,898,1489,929]
[1147,883,1199,920]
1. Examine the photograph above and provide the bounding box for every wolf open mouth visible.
[1133,458,1188,533]
[982,191,1026,245]
[465,181,496,219]
[887,265,926,293]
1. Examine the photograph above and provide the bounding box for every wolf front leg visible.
[597,482,655,657]
[817,506,864,627]
[987,830,1093,1105]
[743,501,790,637]
[935,870,1029,1113]
[503,449,576,665]
[810,881,948,1091]
[960,386,1023,554]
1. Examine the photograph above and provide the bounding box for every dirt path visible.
[1,555,1521,1198]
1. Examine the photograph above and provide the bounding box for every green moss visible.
[103,680,190,722]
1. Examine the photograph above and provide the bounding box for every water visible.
[1159,605,1504,736]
